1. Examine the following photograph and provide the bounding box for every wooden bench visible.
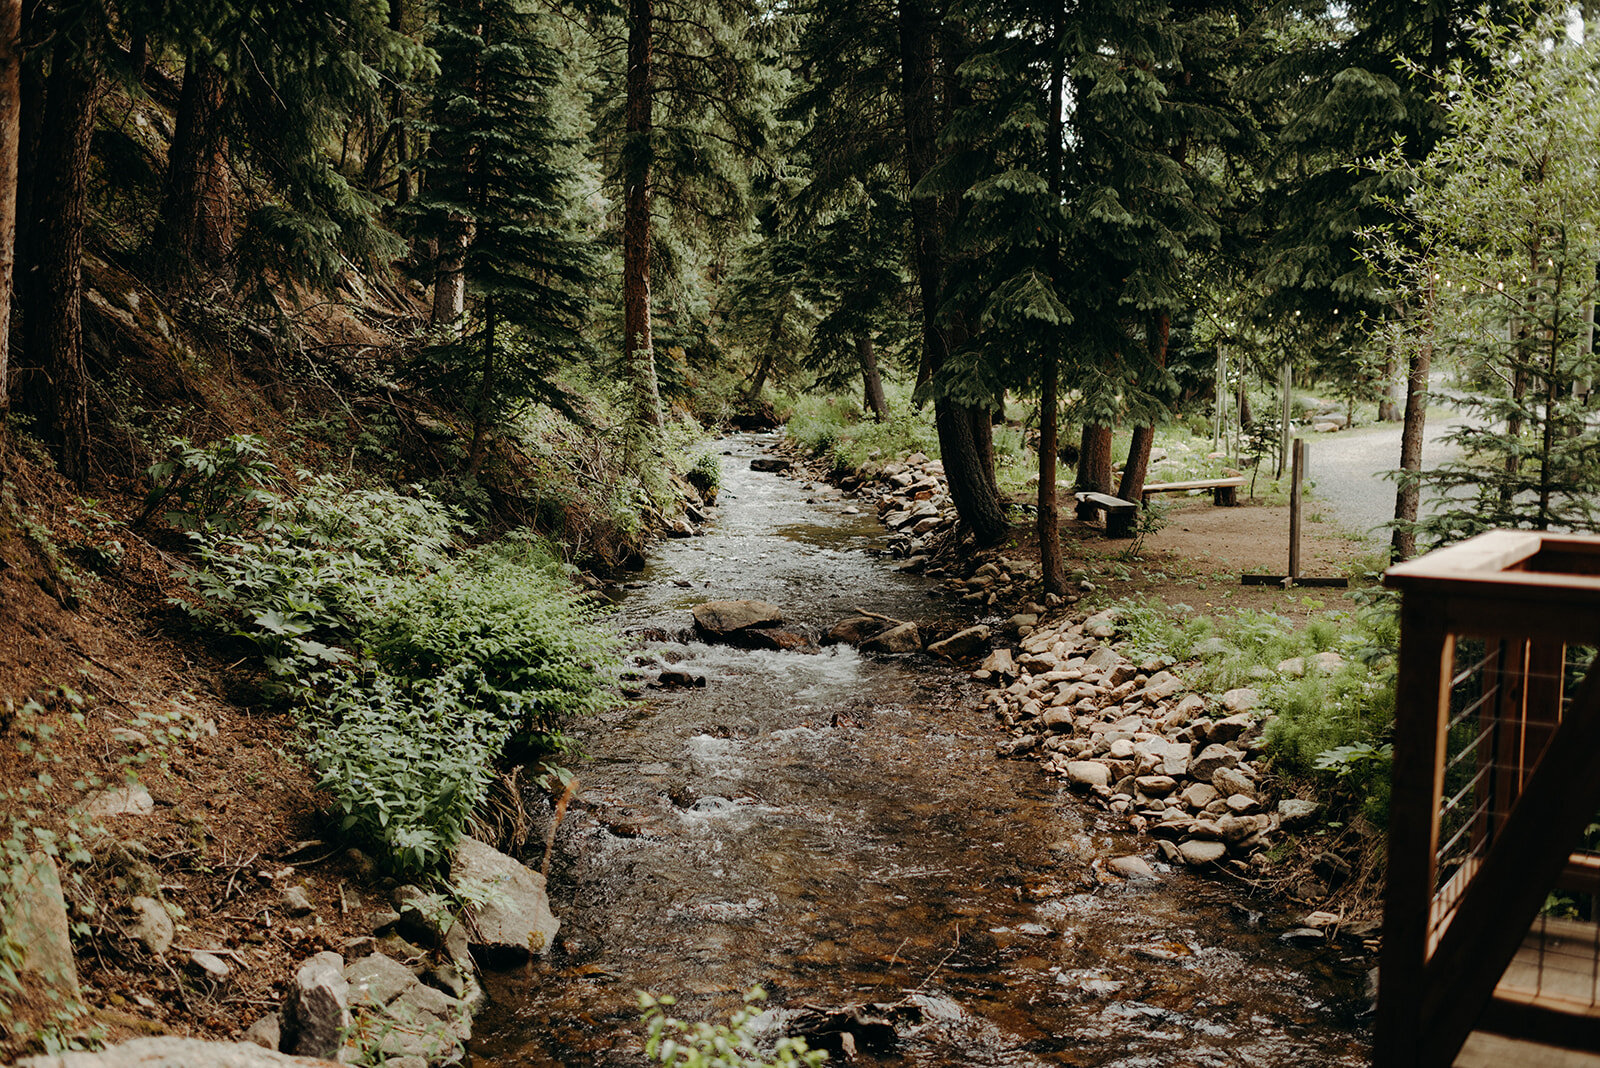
[1140,475,1244,507]
[1075,491,1138,538]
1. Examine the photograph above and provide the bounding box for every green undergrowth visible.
[639,988,825,1068]
[164,437,619,875]
[1111,590,1400,827]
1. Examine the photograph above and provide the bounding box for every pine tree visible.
[1365,14,1600,552]
[409,0,598,482]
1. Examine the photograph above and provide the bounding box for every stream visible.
[469,434,1371,1067]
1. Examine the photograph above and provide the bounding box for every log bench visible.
[1140,475,1245,507]
[1075,491,1139,538]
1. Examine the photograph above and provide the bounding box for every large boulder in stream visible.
[449,837,559,961]
[692,599,785,638]
[825,616,889,646]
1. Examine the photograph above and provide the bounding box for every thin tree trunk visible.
[1378,344,1401,421]
[431,225,466,325]
[743,350,774,406]
[464,298,496,482]
[898,0,1006,545]
[1237,380,1254,428]
[1391,290,1433,562]
[0,0,20,410]
[1076,424,1112,493]
[857,335,887,421]
[1037,7,1066,595]
[155,52,231,272]
[623,0,662,431]
[1117,312,1170,503]
[18,24,96,483]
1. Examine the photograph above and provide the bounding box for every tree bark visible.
[1391,303,1433,562]
[1076,424,1112,493]
[464,297,496,483]
[623,0,662,430]
[898,0,1006,545]
[430,227,467,325]
[0,0,20,410]
[857,335,887,421]
[18,24,97,483]
[1116,312,1170,503]
[743,349,774,406]
[155,52,231,273]
[1378,344,1401,421]
[1037,8,1066,595]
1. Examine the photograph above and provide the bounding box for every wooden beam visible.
[1417,656,1600,1068]
[1375,598,1456,1068]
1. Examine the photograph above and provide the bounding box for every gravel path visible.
[1303,396,1470,547]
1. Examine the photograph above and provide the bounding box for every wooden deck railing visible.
[1378,531,1600,1067]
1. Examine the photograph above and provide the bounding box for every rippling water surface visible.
[468,434,1370,1067]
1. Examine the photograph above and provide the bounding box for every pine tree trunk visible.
[743,350,774,406]
[431,225,466,325]
[465,298,497,483]
[1390,302,1432,562]
[1076,424,1112,493]
[857,335,887,421]
[898,0,1006,545]
[18,25,96,484]
[1117,313,1169,503]
[623,0,662,431]
[1378,343,1401,421]
[0,0,20,410]
[1237,381,1254,428]
[155,53,231,273]
[1037,8,1066,595]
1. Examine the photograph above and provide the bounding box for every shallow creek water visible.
[469,434,1370,1067]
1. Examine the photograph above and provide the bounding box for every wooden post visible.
[1374,596,1455,1068]
[1277,361,1292,479]
[1288,438,1305,582]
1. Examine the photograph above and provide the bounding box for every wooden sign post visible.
[1243,438,1348,589]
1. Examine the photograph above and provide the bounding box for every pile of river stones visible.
[774,441,1326,873]
[978,609,1323,871]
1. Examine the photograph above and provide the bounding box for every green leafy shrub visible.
[176,478,459,685]
[139,435,281,532]
[366,534,618,747]
[303,667,509,875]
[639,988,825,1068]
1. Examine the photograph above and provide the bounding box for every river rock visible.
[927,625,991,660]
[281,886,315,917]
[1170,693,1207,723]
[691,600,784,638]
[1225,793,1260,815]
[19,1037,343,1067]
[1278,798,1320,827]
[241,1014,282,1050]
[1220,688,1258,713]
[346,953,468,1065]
[1179,782,1219,811]
[188,950,231,979]
[827,616,887,645]
[1212,765,1256,799]
[1178,840,1227,866]
[1107,855,1156,880]
[80,784,155,819]
[1040,708,1075,733]
[281,952,349,1060]
[1205,713,1256,746]
[1190,744,1242,781]
[749,457,790,473]
[125,895,174,954]
[1311,651,1346,673]
[1083,610,1118,639]
[1134,775,1178,798]
[1140,671,1184,701]
[1064,761,1112,788]
[1,853,80,1000]
[861,622,921,654]
[450,836,559,959]
[979,648,1016,677]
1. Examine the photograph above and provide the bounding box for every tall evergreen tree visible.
[409,0,598,482]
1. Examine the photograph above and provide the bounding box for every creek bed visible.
[468,434,1370,1067]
